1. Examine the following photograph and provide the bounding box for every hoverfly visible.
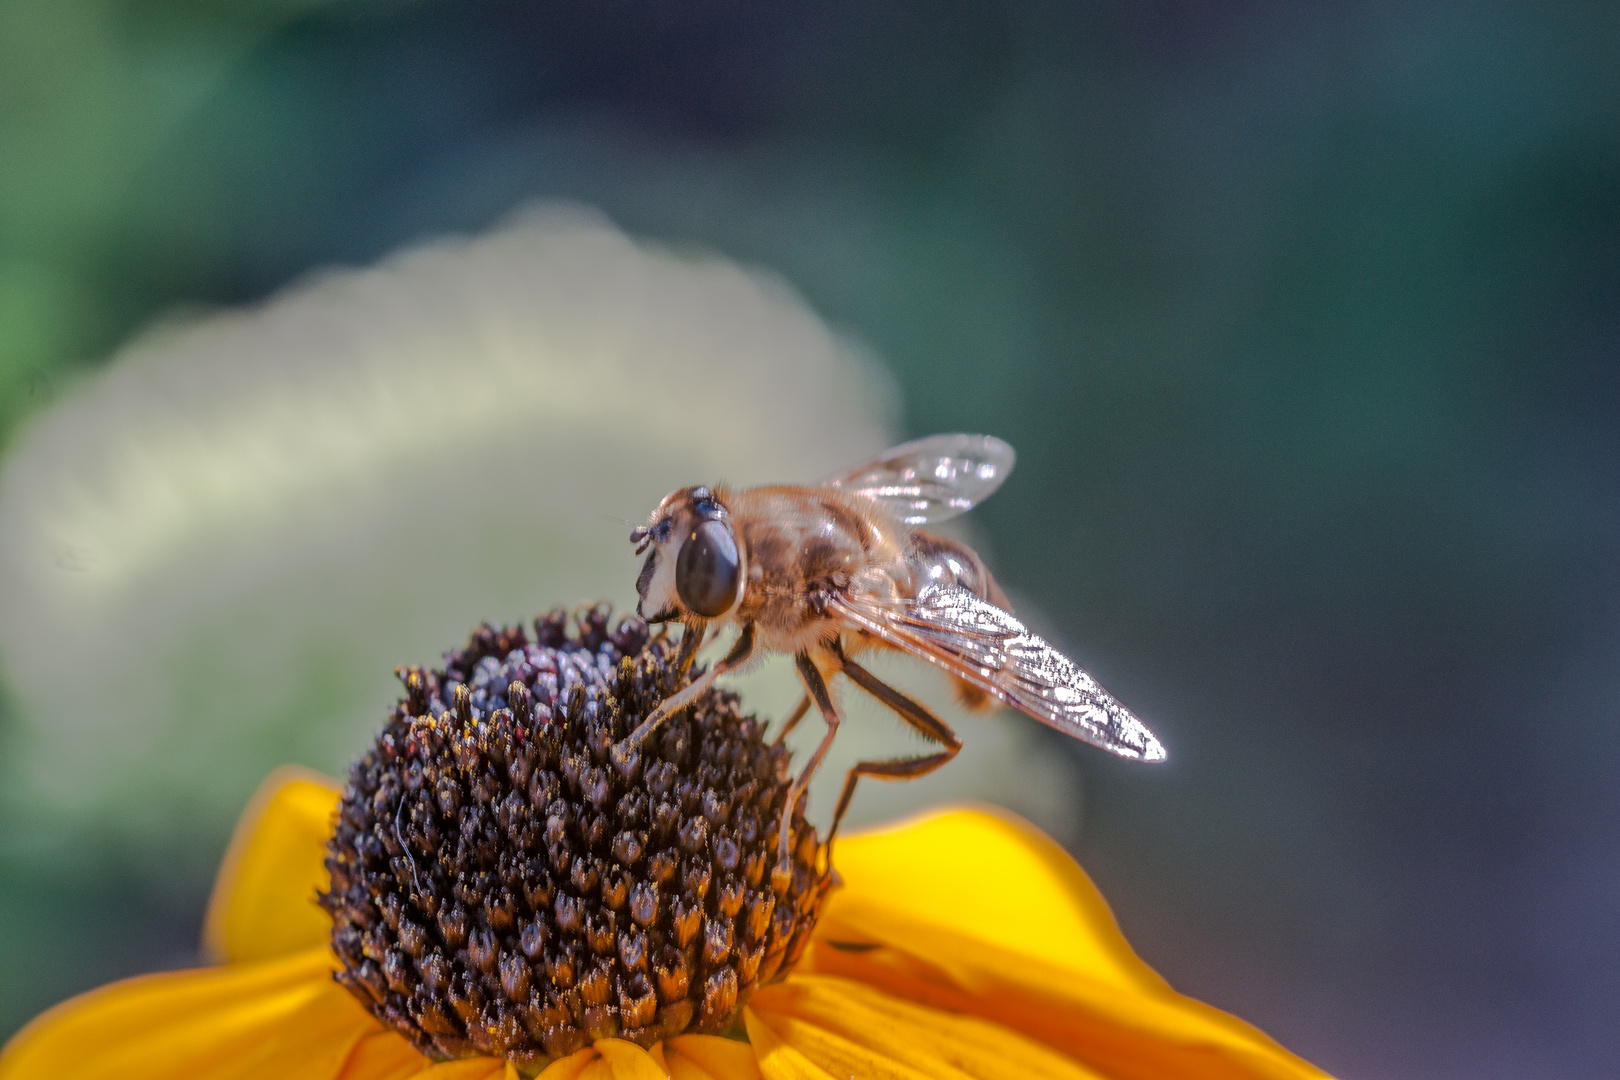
[616,434,1164,878]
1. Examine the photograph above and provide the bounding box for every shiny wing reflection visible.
[835,583,1166,761]
[819,433,1016,524]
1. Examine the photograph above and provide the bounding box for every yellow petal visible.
[746,1005,933,1080]
[418,1061,510,1080]
[751,975,1100,1080]
[807,910,1325,1080]
[741,1009,835,1080]
[811,809,1332,1080]
[663,1036,761,1080]
[340,1032,436,1080]
[538,1042,669,1080]
[747,1016,929,1080]
[536,1047,601,1080]
[593,1040,672,1079]
[215,974,392,1080]
[0,946,377,1080]
[830,807,1160,993]
[204,766,344,963]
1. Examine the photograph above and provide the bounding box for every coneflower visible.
[321,606,828,1068]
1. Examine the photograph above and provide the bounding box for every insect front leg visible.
[829,653,963,852]
[772,650,841,890]
[610,622,755,773]
[673,621,706,678]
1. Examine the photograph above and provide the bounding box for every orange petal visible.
[204,767,344,963]
[751,975,1100,1080]
[0,946,384,1080]
[663,1036,761,1080]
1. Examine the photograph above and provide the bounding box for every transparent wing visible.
[818,433,1016,524]
[831,583,1166,761]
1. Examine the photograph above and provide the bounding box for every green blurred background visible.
[2,2,1618,1077]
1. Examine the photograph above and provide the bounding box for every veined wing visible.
[818,433,1015,525]
[831,583,1166,761]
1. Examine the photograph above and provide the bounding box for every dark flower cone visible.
[319,604,831,1069]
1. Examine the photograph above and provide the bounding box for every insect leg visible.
[830,655,963,849]
[674,621,707,678]
[772,651,841,885]
[611,623,755,771]
[771,695,812,746]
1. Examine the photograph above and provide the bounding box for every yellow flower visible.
[0,769,1331,1080]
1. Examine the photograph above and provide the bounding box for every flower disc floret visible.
[319,605,830,1070]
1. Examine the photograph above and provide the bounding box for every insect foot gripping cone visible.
[319,604,831,1072]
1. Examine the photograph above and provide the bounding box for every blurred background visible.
[2,2,1618,1077]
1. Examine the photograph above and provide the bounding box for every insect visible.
[615,433,1165,880]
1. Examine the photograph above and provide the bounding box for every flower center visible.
[320,605,830,1069]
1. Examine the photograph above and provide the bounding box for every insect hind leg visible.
[830,655,963,851]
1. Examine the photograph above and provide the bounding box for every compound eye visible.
[675,519,740,617]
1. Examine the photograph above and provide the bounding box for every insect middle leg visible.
[772,694,812,746]
[772,651,841,885]
[829,654,963,849]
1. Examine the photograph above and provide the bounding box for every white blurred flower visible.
[0,204,1080,874]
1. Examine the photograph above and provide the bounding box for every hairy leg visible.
[829,654,963,848]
